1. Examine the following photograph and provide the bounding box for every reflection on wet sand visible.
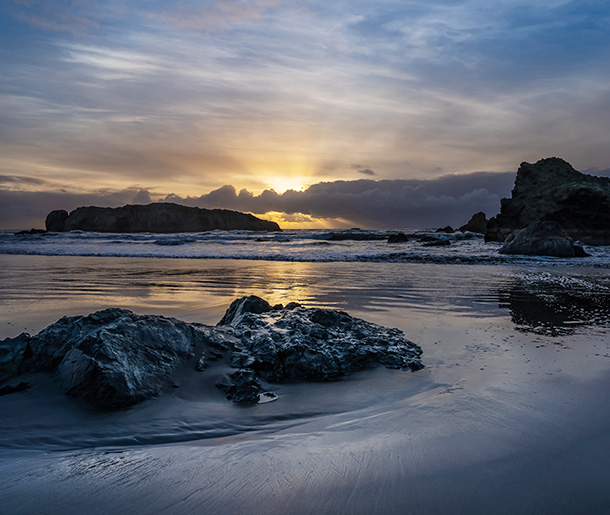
[3,256,610,514]
[499,272,610,336]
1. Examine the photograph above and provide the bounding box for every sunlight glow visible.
[259,211,353,230]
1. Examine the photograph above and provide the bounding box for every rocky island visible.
[0,296,424,407]
[45,202,281,233]
[485,157,610,245]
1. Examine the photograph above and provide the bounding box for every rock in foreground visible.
[45,202,281,233]
[219,297,424,384]
[0,308,204,408]
[0,297,423,408]
[485,158,610,245]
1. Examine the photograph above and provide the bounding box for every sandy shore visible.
[1,255,610,513]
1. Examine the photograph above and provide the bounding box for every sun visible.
[263,176,310,194]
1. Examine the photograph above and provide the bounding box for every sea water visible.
[1,234,610,514]
[2,229,609,267]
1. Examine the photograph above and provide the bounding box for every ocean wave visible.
[1,230,609,267]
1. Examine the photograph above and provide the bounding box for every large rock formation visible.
[485,158,610,245]
[499,221,589,258]
[45,203,281,233]
[0,296,424,408]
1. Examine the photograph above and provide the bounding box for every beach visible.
[1,253,610,513]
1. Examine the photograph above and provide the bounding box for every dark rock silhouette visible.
[500,221,590,258]
[418,236,450,246]
[485,158,610,244]
[459,212,488,233]
[15,228,47,235]
[45,209,68,231]
[0,296,424,408]
[388,232,408,243]
[45,203,281,233]
[435,226,455,234]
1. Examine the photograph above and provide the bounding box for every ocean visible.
[2,228,610,266]
[1,230,610,514]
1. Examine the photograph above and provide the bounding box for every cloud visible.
[7,0,101,36]
[357,168,376,176]
[0,174,47,187]
[2,0,610,201]
[5,164,610,230]
[161,0,282,34]
[158,171,518,228]
[0,187,152,229]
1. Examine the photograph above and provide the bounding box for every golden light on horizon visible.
[260,176,311,194]
[260,211,352,230]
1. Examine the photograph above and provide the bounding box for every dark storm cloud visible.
[6,164,609,230]
[161,171,517,228]
[357,169,376,176]
[1,171,514,229]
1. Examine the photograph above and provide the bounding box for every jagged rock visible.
[218,296,274,326]
[44,203,281,233]
[225,299,423,382]
[216,369,262,404]
[435,226,455,234]
[485,158,610,244]
[0,308,204,408]
[500,221,590,257]
[459,212,488,234]
[388,232,408,243]
[0,297,424,409]
[45,210,68,232]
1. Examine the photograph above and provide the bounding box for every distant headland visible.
[45,202,281,233]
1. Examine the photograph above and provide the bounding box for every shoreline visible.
[1,255,610,513]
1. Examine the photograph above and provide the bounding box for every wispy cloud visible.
[7,0,101,36]
[1,0,610,214]
[161,0,283,33]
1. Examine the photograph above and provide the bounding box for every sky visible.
[1,0,610,229]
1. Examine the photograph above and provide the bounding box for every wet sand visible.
[1,255,610,514]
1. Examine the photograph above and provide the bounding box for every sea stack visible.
[45,202,281,233]
[459,211,488,234]
[485,157,610,245]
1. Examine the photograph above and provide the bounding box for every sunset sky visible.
[1,1,610,229]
